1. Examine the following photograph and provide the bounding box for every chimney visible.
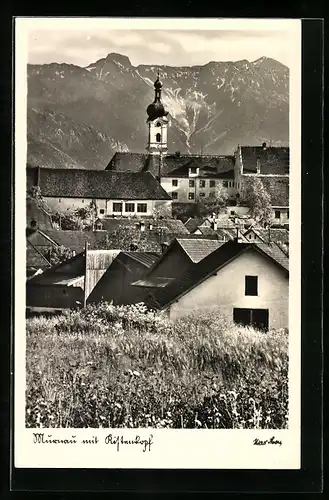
[211,220,217,231]
[161,242,169,253]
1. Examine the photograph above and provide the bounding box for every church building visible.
[106,74,289,224]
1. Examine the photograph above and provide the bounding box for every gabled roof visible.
[27,167,171,200]
[184,217,209,233]
[27,251,86,285]
[240,146,289,175]
[106,152,235,178]
[244,227,289,244]
[145,240,289,310]
[175,238,224,263]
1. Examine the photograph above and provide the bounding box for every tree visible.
[196,184,229,217]
[26,186,52,214]
[45,245,75,266]
[245,178,272,227]
[51,202,97,231]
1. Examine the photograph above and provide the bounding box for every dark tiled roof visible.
[106,152,235,178]
[28,252,86,285]
[250,228,289,244]
[240,146,289,175]
[176,238,224,263]
[98,217,189,235]
[28,167,171,200]
[165,155,235,178]
[122,252,159,268]
[28,229,113,254]
[184,217,208,233]
[145,240,289,310]
[132,277,175,288]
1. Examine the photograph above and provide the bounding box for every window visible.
[99,209,105,215]
[172,179,178,187]
[171,192,178,200]
[287,210,289,218]
[125,203,135,213]
[275,210,281,219]
[209,192,215,198]
[189,180,195,188]
[199,180,206,188]
[223,181,228,188]
[156,133,161,143]
[245,276,258,296]
[156,122,161,127]
[58,198,61,203]
[113,203,122,213]
[82,199,84,204]
[199,192,205,198]
[190,167,197,174]
[137,203,147,213]
[188,192,195,200]
[233,308,269,332]
[210,180,216,187]
[230,210,236,215]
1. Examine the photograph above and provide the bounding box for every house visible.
[234,143,289,224]
[87,251,159,306]
[144,239,289,331]
[132,237,224,290]
[26,247,120,314]
[27,167,172,219]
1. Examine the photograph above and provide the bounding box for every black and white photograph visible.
[14,17,301,470]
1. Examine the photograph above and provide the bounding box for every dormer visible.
[188,166,200,177]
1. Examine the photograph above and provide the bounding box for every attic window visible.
[190,167,197,174]
[30,219,37,229]
[245,276,258,296]
[156,122,161,127]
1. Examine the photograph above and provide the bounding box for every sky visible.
[27,28,292,68]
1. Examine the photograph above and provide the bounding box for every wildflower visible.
[132,370,140,377]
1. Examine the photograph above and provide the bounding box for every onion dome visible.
[146,73,168,121]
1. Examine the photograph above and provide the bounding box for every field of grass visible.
[26,303,289,429]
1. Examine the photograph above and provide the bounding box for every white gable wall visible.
[168,247,288,329]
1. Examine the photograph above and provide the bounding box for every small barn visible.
[87,251,159,306]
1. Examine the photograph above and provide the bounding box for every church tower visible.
[146,73,169,155]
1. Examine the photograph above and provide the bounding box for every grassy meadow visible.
[26,303,289,429]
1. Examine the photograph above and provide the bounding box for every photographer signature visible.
[253,436,282,446]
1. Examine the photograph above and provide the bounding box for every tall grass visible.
[26,303,288,429]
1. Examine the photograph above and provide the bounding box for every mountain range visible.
[27,53,289,169]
